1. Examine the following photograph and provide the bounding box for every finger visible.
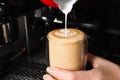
[43,74,55,80]
[46,67,93,80]
[46,67,74,80]
[74,70,95,80]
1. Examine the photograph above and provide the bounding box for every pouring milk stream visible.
[54,0,78,37]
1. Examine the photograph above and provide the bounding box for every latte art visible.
[55,29,77,37]
[48,28,86,43]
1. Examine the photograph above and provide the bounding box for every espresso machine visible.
[0,0,120,80]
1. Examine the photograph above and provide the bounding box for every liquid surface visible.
[55,29,77,37]
[48,28,86,43]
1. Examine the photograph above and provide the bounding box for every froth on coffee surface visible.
[55,29,77,37]
[48,28,86,43]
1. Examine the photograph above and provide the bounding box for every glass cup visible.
[47,28,87,71]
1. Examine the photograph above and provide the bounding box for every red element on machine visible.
[40,0,58,8]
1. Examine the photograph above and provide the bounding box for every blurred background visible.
[0,0,120,80]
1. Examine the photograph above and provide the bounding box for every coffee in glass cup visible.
[47,28,87,71]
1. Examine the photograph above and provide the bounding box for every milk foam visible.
[55,29,77,37]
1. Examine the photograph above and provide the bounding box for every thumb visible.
[46,67,92,80]
[46,67,74,80]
